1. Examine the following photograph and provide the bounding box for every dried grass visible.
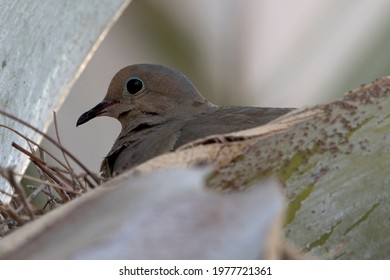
[0,110,101,236]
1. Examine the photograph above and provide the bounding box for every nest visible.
[0,110,101,236]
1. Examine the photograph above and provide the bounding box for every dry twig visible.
[0,110,101,236]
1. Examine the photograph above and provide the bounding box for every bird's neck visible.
[118,101,216,138]
[118,112,166,136]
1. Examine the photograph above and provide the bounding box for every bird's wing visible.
[174,106,293,149]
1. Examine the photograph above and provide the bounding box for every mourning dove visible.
[77,64,293,178]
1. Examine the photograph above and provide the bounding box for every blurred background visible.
[43,0,390,174]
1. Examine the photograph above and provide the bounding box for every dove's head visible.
[76,64,212,127]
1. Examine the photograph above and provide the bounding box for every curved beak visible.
[76,100,118,126]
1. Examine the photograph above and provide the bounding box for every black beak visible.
[76,100,118,126]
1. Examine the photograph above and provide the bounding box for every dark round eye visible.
[126,78,144,94]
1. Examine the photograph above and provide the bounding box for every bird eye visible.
[125,78,144,94]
